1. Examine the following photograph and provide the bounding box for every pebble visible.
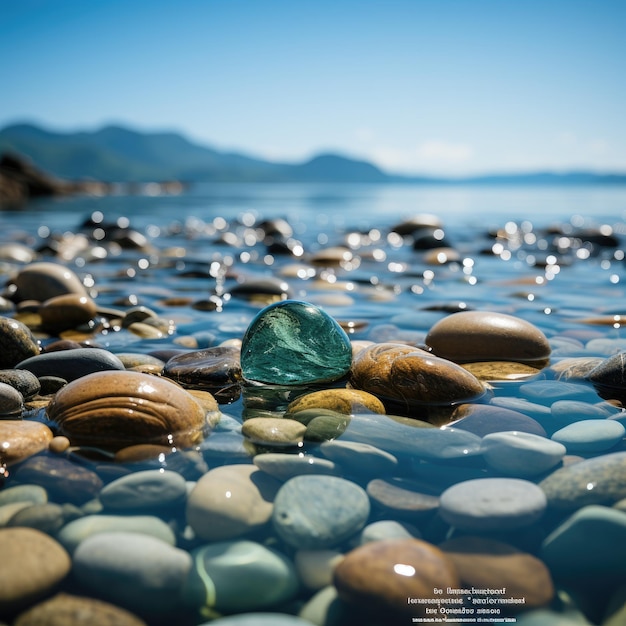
[519,379,599,405]
[182,540,299,614]
[272,475,370,549]
[424,310,551,363]
[56,514,176,554]
[12,592,147,626]
[11,262,88,301]
[0,369,41,400]
[242,416,307,447]
[319,440,398,478]
[285,388,386,416]
[440,536,555,610]
[0,316,40,369]
[98,469,187,511]
[551,419,625,453]
[6,502,67,534]
[0,420,54,466]
[72,531,192,615]
[439,477,547,530]
[46,370,207,450]
[586,352,626,396]
[303,411,352,442]
[539,451,626,510]
[450,403,547,437]
[0,381,24,417]
[349,343,486,415]
[38,294,98,333]
[0,527,71,614]
[16,347,125,382]
[253,452,339,481]
[333,538,459,618]
[186,464,281,541]
[367,478,439,519]
[0,484,47,507]
[240,300,353,385]
[355,519,421,544]
[550,398,618,433]
[480,431,566,476]
[294,549,344,590]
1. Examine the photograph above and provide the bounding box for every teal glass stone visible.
[240,300,352,385]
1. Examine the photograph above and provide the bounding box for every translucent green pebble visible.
[240,300,352,385]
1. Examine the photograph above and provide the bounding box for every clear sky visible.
[1,0,625,176]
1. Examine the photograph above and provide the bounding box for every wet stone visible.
[12,592,147,626]
[355,519,421,544]
[367,478,439,519]
[550,399,619,433]
[539,451,626,511]
[349,343,486,416]
[480,431,566,477]
[6,502,67,535]
[240,300,353,385]
[0,420,54,466]
[38,294,98,333]
[285,388,386,416]
[186,464,281,541]
[450,403,547,437]
[0,369,41,401]
[303,411,352,442]
[182,540,299,614]
[439,477,547,530]
[46,370,208,451]
[16,348,126,382]
[242,416,307,447]
[0,317,40,369]
[294,548,344,590]
[0,484,47,507]
[56,514,176,554]
[72,531,192,615]
[0,527,72,614]
[99,469,187,511]
[587,352,626,402]
[425,310,551,363]
[0,382,24,417]
[519,379,600,405]
[253,452,339,481]
[319,440,398,478]
[272,475,370,549]
[11,262,88,302]
[551,419,625,453]
[333,538,459,618]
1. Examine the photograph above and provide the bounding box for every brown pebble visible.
[286,388,386,416]
[0,420,54,466]
[49,436,71,454]
[39,294,97,333]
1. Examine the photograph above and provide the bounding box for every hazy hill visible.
[1,122,625,185]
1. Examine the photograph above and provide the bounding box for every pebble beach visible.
[1,185,626,626]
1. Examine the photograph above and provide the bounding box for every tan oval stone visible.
[242,416,307,446]
[333,538,459,618]
[0,527,71,613]
[0,420,54,466]
[186,464,281,541]
[462,360,543,382]
[439,536,554,610]
[286,388,386,416]
[12,262,88,302]
[39,294,98,333]
[425,310,551,363]
[350,343,486,411]
[46,370,207,451]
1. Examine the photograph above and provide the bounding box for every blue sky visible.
[1,0,624,175]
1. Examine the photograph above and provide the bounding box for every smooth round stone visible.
[349,342,486,412]
[587,352,626,398]
[440,536,555,610]
[0,381,24,417]
[38,294,98,333]
[11,262,88,302]
[13,456,103,505]
[303,411,352,442]
[242,417,307,446]
[294,549,344,590]
[542,505,626,588]
[551,419,625,453]
[519,380,599,405]
[272,475,370,549]
[0,420,54,466]
[333,538,459,618]
[355,519,421,544]
[13,592,147,626]
[99,469,187,511]
[240,300,353,385]
[253,452,339,481]
[550,399,618,432]
[49,435,71,454]
[462,360,543,382]
[16,348,125,382]
[0,317,40,369]
[56,514,176,554]
[73,531,192,614]
[319,440,398,478]
[47,370,207,451]
[550,356,605,380]
[0,501,34,526]
[539,451,626,510]
[0,484,47,507]
[285,388,386,416]
[163,346,242,402]
[439,477,547,530]
[425,310,551,363]
[183,540,299,614]
[204,615,314,626]
[366,478,439,519]
[489,396,552,423]
[0,527,71,614]
[481,431,566,476]
[7,502,67,534]
[450,403,547,437]
[0,369,41,401]
[186,464,281,541]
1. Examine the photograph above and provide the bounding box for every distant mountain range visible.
[1,122,625,185]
